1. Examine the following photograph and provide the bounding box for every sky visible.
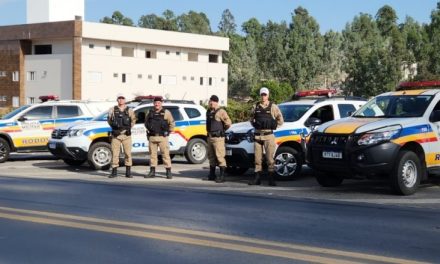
[0,0,438,33]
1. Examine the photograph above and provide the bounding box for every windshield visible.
[353,95,433,118]
[279,104,313,122]
[2,105,31,120]
[92,110,109,121]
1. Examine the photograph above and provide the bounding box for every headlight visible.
[357,126,401,146]
[67,129,85,137]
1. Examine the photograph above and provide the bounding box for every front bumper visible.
[225,147,254,168]
[48,141,88,160]
[307,136,400,176]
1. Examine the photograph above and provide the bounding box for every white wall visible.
[24,54,72,100]
[27,0,84,23]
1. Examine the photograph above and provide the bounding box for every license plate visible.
[48,143,56,149]
[226,149,232,156]
[322,151,342,159]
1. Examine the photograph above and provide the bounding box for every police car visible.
[225,97,366,179]
[48,101,208,169]
[307,81,440,195]
[0,100,114,163]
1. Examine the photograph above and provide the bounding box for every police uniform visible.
[249,96,284,186]
[206,102,232,183]
[145,106,175,179]
[108,105,136,178]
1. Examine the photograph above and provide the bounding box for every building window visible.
[209,54,219,63]
[0,96,6,102]
[0,71,6,77]
[89,44,94,49]
[166,50,170,55]
[145,50,157,59]
[27,97,35,104]
[12,71,19,82]
[208,77,213,86]
[106,45,111,50]
[27,71,36,81]
[221,77,225,82]
[122,73,126,83]
[113,73,118,78]
[182,76,187,81]
[148,74,152,80]
[122,47,134,57]
[176,51,180,56]
[158,75,162,84]
[34,45,52,55]
[200,77,203,86]
[191,76,195,81]
[138,74,142,79]
[188,52,198,62]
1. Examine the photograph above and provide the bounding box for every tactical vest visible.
[111,106,131,136]
[206,108,224,133]
[146,109,169,135]
[252,102,277,130]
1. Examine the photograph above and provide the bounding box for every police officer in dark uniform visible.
[205,95,232,183]
[108,93,136,178]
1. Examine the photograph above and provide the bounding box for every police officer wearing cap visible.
[108,94,136,178]
[205,95,232,183]
[249,87,284,186]
[145,97,175,179]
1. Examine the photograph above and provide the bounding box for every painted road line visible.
[0,206,428,264]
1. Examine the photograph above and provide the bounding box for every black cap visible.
[209,95,219,102]
[153,97,163,102]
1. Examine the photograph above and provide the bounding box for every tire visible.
[274,146,302,180]
[88,142,112,170]
[315,171,344,187]
[0,138,10,163]
[184,138,208,164]
[390,150,421,195]
[226,166,249,176]
[63,159,86,166]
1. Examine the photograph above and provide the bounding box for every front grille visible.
[311,133,349,147]
[225,133,247,145]
[51,129,68,139]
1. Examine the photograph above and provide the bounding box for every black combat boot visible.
[125,166,132,178]
[145,167,155,178]
[166,168,172,179]
[248,171,261,185]
[268,171,276,186]
[216,167,225,183]
[203,166,216,181]
[109,167,117,178]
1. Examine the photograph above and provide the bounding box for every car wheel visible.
[63,159,86,166]
[315,171,344,187]
[274,146,302,180]
[184,138,208,164]
[390,150,421,195]
[225,166,249,175]
[0,138,10,163]
[88,142,112,170]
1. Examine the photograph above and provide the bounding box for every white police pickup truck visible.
[0,100,113,163]
[307,81,440,195]
[225,97,366,179]
[48,101,208,169]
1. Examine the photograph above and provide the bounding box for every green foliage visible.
[100,11,134,26]
[178,11,211,34]
[218,9,236,36]
[250,80,294,104]
[224,99,253,123]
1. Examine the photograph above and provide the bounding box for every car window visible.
[310,105,334,123]
[338,104,356,118]
[22,106,53,120]
[184,107,202,119]
[134,107,152,124]
[165,107,184,121]
[2,105,31,120]
[57,106,83,118]
[279,104,313,122]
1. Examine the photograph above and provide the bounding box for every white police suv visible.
[0,100,114,163]
[48,101,208,169]
[225,97,366,179]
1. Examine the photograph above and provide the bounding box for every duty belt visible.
[149,133,166,137]
[254,131,273,136]
[208,131,225,137]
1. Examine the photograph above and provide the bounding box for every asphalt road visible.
[0,153,439,263]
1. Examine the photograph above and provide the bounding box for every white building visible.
[0,0,229,107]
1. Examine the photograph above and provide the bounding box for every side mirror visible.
[304,117,322,130]
[430,110,440,122]
[17,116,27,122]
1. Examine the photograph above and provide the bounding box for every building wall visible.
[24,54,72,102]
[81,38,228,105]
[0,41,21,107]
[27,0,84,24]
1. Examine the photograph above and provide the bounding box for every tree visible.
[427,2,440,76]
[100,11,134,26]
[138,14,160,29]
[138,10,178,31]
[250,80,293,104]
[178,11,212,35]
[218,9,236,36]
[322,30,343,87]
[376,5,398,36]
[288,7,324,90]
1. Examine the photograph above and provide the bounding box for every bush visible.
[224,99,253,123]
[250,80,294,104]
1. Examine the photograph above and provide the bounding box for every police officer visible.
[249,87,284,186]
[145,97,175,179]
[205,95,232,183]
[108,93,136,178]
